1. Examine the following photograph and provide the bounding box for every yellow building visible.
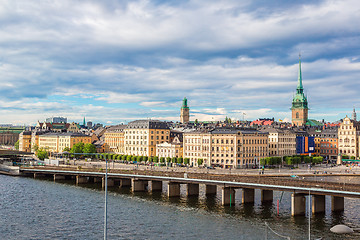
[124,120,170,157]
[104,125,126,154]
[38,132,91,153]
[19,131,32,152]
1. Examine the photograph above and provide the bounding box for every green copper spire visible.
[182,97,189,109]
[291,55,308,110]
[83,117,86,126]
[297,54,303,94]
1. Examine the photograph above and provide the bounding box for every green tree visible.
[177,157,183,164]
[36,148,48,160]
[131,156,137,162]
[166,157,171,163]
[171,157,177,163]
[63,147,71,152]
[148,157,153,162]
[14,140,19,150]
[197,158,203,166]
[143,156,148,162]
[117,155,122,160]
[304,156,311,163]
[184,158,190,165]
[137,156,142,162]
[71,142,85,153]
[160,157,165,163]
[122,155,127,160]
[32,144,39,153]
[350,156,356,160]
[153,156,159,163]
[126,155,132,161]
[83,143,96,154]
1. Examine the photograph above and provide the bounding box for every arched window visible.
[296,112,299,119]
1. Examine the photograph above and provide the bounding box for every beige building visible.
[183,128,268,168]
[19,131,32,152]
[156,136,183,158]
[38,132,91,153]
[124,120,170,157]
[261,128,296,157]
[104,125,126,154]
[338,116,360,158]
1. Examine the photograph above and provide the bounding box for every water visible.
[1,175,359,240]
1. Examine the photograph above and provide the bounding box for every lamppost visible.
[61,152,108,240]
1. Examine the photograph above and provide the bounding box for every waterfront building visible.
[38,132,91,153]
[180,97,190,123]
[104,125,126,154]
[0,126,25,146]
[124,120,170,157]
[295,130,315,155]
[260,128,296,157]
[156,136,183,158]
[320,128,338,161]
[19,131,32,152]
[183,128,268,168]
[338,116,360,158]
[291,57,309,127]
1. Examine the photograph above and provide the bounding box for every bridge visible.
[19,167,360,216]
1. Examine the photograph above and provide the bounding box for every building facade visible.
[338,116,360,158]
[156,137,183,158]
[104,125,126,154]
[291,58,308,127]
[19,131,32,152]
[262,128,296,157]
[124,120,170,157]
[183,128,268,168]
[38,132,91,153]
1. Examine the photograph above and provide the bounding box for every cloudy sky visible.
[1,0,359,125]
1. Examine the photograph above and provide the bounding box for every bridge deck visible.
[20,168,360,198]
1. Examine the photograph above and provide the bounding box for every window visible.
[296,112,299,119]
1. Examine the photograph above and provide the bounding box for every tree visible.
[122,155,127,161]
[171,157,177,163]
[36,148,48,160]
[137,156,142,162]
[63,147,71,152]
[160,157,165,163]
[153,156,159,163]
[71,142,85,154]
[32,144,39,153]
[117,155,122,160]
[131,156,137,162]
[126,155,132,161]
[184,158,190,165]
[148,157,153,162]
[166,157,171,163]
[143,156,148,162]
[14,140,19,150]
[83,143,96,154]
[197,158,203,166]
[177,157,183,164]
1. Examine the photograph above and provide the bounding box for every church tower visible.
[180,97,190,123]
[352,106,357,121]
[291,56,308,127]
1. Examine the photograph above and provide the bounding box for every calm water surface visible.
[0,174,359,240]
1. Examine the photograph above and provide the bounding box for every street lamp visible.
[60,152,108,240]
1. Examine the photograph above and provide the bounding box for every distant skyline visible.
[0,0,359,125]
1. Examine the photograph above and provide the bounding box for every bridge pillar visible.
[312,195,325,214]
[33,173,45,179]
[76,176,88,185]
[261,190,273,202]
[222,187,235,206]
[132,179,148,192]
[53,174,65,182]
[119,178,131,188]
[331,196,344,212]
[102,178,114,189]
[167,182,180,197]
[149,181,162,192]
[93,177,102,183]
[291,193,306,216]
[242,188,255,204]
[205,185,217,195]
[187,183,199,196]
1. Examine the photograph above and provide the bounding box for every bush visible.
[137,156,142,162]
[131,156,137,162]
[126,155,132,161]
[197,158,203,166]
[350,156,356,160]
[148,157,153,162]
[122,155,127,160]
[143,156,148,162]
[342,155,349,159]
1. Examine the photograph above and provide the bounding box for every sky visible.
[0,0,360,126]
